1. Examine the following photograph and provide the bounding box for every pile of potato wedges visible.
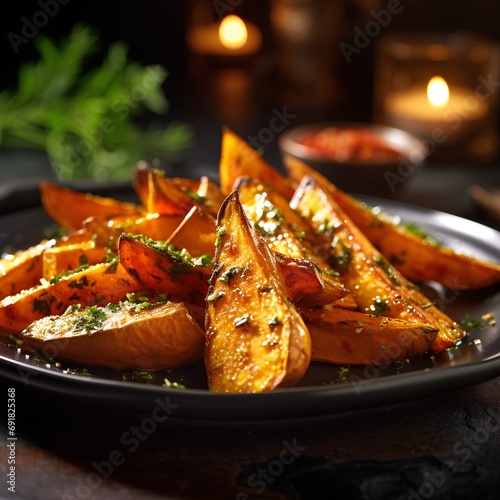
[1,128,500,393]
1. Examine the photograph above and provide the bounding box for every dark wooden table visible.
[1,127,500,500]
[0,368,499,499]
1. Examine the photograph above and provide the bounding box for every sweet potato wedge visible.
[236,176,354,308]
[82,211,185,248]
[328,188,500,290]
[0,228,100,300]
[283,154,500,290]
[0,260,143,334]
[22,301,205,370]
[41,241,108,281]
[133,165,223,217]
[40,181,139,230]
[205,190,311,393]
[290,176,466,353]
[118,233,213,307]
[299,305,437,365]
[273,252,345,306]
[219,127,295,200]
[166,206,218,258]
[132,167,193,215]
[0,242,53,300]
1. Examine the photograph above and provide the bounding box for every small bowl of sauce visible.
[279,122,428,197]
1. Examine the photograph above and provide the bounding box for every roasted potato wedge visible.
[118,234,213,307]
[166,206,218,258]
[0,260,143,334]
[0,241,53,300]
[236,176,355,308]
[41,241,109,281]
[273,252,345,306]
[40,181,139,230]
[219,127,295,200]
[134,161,224,213]
[82,211,186,248]
[283,154,500,290]
[133,164,222,217]
[205,190,311,393]
[132,167,193,216]
[299,305,437,365]
[290,176,466,353]
[22,301,204,370]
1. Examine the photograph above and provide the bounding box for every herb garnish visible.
[459,314,488,332]
[372,255,401,285]
[331,238,352,270]
[162,378,186,390]
[219,265,240,284]
[369,297,390,317]
[401,221,442,248]
[71,305,107,332]
[0,25,193,181]
[122,370,155,383]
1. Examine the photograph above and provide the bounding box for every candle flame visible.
[427,76,450,107]
[219,15,248,50]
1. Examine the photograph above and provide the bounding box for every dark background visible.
[2,0,500,169]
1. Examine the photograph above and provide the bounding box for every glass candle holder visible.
[373,30,500,163]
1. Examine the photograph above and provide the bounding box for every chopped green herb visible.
[335,366,350,383]
[67,276,89,289]
[318,366,350,385]
[219,265,240,284]
[289,223,306,240]
[71,305,107,332]
[63,304,82,315]
[401,221,442,247]
[372,255,401,285]
[215,226,227,248]
[181,187,207,204]
[268,316,282,326]
[162,378,186,389]
[50,264,90,284]
[33,297,53,316]
[207,291,225,303]
[324,268,340,278]
[332,238,352,270]
[459,314,487,332]
[105,248,119,263]
[122,370,155,383]
[316,218,337,237]
[369,297,390,317]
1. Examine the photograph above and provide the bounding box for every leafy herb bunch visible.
[0,24,194,181]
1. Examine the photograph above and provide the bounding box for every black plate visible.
[1,198,500,420]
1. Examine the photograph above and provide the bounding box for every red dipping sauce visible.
[299,126,403,163]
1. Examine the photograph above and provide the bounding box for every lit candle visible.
[384,76,489,141]
[187,15,262,57]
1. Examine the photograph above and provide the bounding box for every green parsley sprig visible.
[0,24,194,182]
